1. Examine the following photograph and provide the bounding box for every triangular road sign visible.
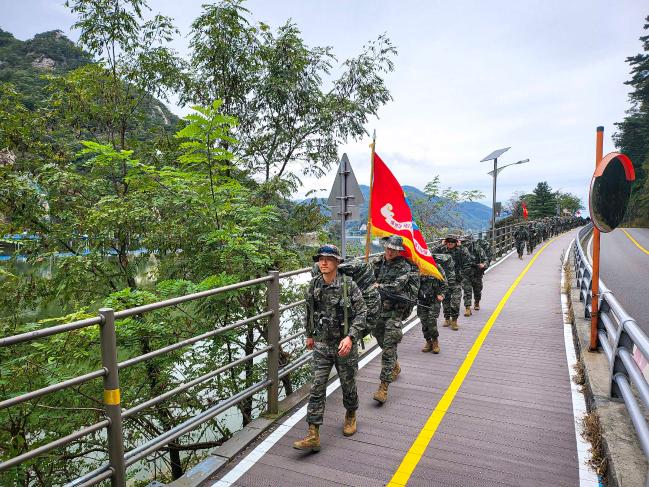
[328,154,364,220]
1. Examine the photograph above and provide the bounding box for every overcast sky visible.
[2,0,646,208]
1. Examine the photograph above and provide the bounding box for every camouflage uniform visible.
[434,238,474,321]
[417,264,448,342]
[311,258,380,339]
[526,223,537,254]
[462,237,488,309]
[478,238,492,266]
[513,226,528,258]
[371,253,413,383]
[305,270,367,425]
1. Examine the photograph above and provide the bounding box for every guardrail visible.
[0,221,536,486]
[574,224,649,462]
[0,268,314,486]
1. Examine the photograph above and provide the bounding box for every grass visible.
[562,253,576,324]
[572,360,586,388]
[582,411,608,482]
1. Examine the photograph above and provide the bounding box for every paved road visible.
[595,227,649,335]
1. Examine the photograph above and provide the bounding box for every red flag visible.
[370,153,444,281]
[522,201,529,220]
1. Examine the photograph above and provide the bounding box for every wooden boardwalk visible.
[209,232,586,486]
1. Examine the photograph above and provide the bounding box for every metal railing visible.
[0,222,533,486]
[0,268,314,486]
[574,224,649,461]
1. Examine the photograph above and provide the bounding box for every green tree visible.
[614,15,649,225]
[64,0,185,150]
[185,0,396,187]
[1,98,321,483]
[528,181,557,218]
[556,191,583,215]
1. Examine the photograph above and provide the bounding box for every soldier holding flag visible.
[364,152,445,400]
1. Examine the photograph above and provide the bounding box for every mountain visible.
[314,184,492,231]
[0,28,177,126]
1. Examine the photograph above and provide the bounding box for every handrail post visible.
[99,308,126,487]
[508,225,512,251]
[266,271,280,415]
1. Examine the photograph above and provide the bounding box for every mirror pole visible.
[590,126,604,352]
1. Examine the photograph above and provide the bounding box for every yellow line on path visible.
[386,237,557,487]
[622,229,649,256]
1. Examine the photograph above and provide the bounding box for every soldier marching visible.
[296,216,584,451]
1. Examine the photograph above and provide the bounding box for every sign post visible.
[328,154,364,259]
[590,127,604,351]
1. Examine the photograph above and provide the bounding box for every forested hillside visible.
[615,15,649,226]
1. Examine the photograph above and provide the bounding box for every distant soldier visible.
[293,244,367,452]
[434,234,473,330]
[478,236,492,267]
[513,225,528,260]
[417,257,449,354]
[526,222,537,255]
[461,234,488,312]
[370,235,415,404]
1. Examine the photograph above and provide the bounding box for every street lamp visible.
[487,158,529,177]
[480,147,529,246]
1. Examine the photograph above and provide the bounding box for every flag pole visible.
[364,130,376,261]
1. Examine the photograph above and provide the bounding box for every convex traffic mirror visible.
[589,152,635,233]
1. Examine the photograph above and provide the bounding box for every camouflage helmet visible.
[462,234,474,241]
[381,235,405,251]
[312,244,344,262]
[444,234,459,243]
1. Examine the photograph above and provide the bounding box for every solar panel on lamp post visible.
[483,155,529,246]
[480,147,510,247]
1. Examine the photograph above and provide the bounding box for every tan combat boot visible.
[474,301,480,311]
[373,381,389,404]
[343,410,357,437]
[431,338,440,354]
[464,306,472,317]
[292,424,320,452]
[391,361,401,381]
[450,318,459,331]
[443,318,451,327]
[422,340,433,352]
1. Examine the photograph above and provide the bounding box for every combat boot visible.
[443,318,451,327]
[422,340,433,352]
[292,424,320,452]
[450,318,459,331]
[373,381,389,404]
[464,306,472,317]
[431,338,440,354]
[474,301,480,310]
[391,361,401,381]
[343,410,357,437]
